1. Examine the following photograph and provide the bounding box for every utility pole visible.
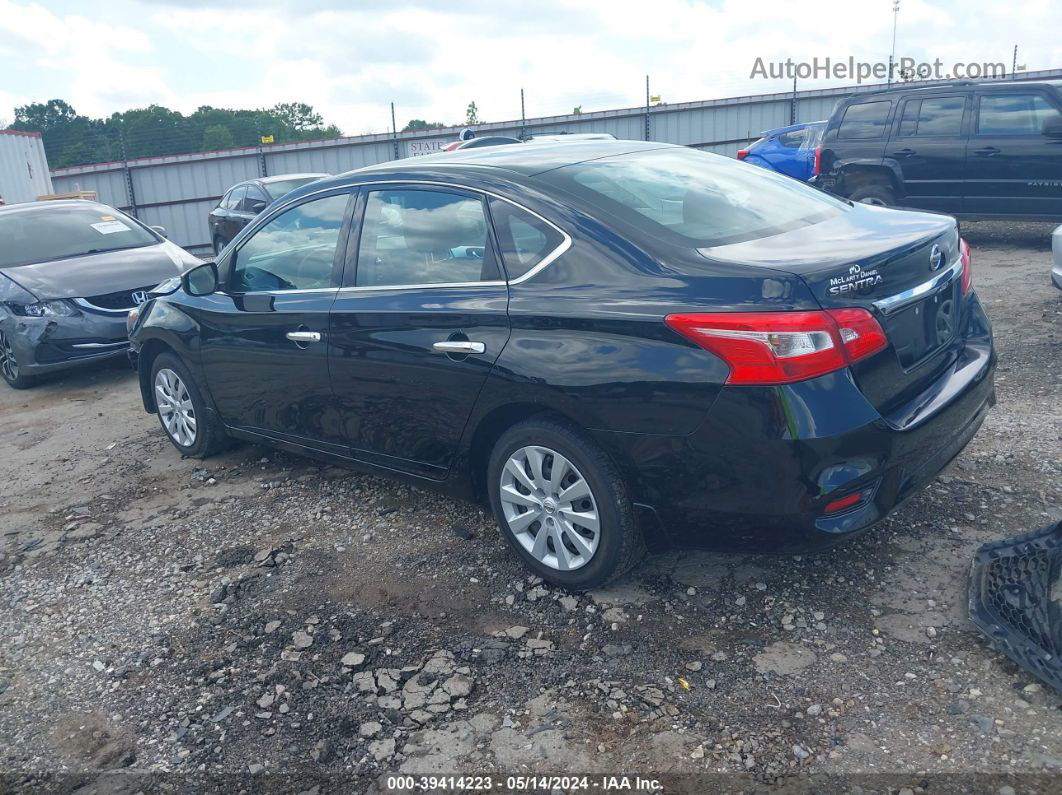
[645,75,651,141]
[118,123,137,218]
[888,0,900,86]
[1012,44,1018,79]
[790,74,798,125]
[520,88,527,140]
[390,102,400,160]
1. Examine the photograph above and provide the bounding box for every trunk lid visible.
[699,203,964,412]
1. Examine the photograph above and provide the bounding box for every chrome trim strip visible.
[872,257,963,315]
[70,341,130,349]
[257,179,572,290]
[71,298,134,315]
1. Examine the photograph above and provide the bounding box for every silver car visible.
[1053,224,1062,290]
[0,200,200,388]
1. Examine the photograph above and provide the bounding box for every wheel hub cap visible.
[154,368,197,447]
[499,445,600,572]
[0,331,18,381]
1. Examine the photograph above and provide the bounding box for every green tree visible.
[465,101,479,125]
[201,124,235,150]
[11,99,78,132]
[572,105,582,115]
[272,102,323,132]
[403,119,446,132]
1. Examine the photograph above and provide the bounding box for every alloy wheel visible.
[499,445,600,571]
[0,330,18,382]
[155,368,197,447]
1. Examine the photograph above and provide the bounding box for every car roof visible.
[348,139,677,178]
[852,81,1059,100]
[0,199,119,217]
[761,120,826,136]
[259,173,328,184]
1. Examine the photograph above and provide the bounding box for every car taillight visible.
[960,237,972,295]
[664,309,888,386]
[737,149,749,160]
[813,145,822,176]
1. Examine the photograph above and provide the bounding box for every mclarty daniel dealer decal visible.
[828,264,883,296]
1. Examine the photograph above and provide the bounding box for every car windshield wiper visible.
[83,245,148,255]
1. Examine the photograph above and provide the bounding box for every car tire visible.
[0,329,36,389]
[213,235,225,256]
[848,182,895,207]
[487,418,645,591]
[150,352,228,458]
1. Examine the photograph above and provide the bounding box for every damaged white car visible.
[0,200,200,388]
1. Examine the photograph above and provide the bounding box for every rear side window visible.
[354,189,500,287]
[838,101,892,139]
[488,199,566,280]
[898,96,965,137]
[777,129,807,149]
[224,186,246,210]
[540,147,847,248]
[977,93,1061,135]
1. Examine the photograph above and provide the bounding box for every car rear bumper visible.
[592,325,996,553]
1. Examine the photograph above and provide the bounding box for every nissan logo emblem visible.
[131,290,149,305]
[929,244,944,271]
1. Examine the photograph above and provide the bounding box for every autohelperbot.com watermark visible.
[751,56,1007,84]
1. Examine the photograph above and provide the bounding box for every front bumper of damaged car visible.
[1,308,131,375]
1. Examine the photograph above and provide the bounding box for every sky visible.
[1,0,1060,135]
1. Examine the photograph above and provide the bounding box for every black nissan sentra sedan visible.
[128,140,995,589]
[0,200,200,388]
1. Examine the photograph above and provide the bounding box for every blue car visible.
[738,121,826,181]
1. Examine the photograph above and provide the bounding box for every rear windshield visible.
[263,177,321,200]
[539,147,847,247]
[0,204,157,269]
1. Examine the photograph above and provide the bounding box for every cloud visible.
[2,0,1060,138]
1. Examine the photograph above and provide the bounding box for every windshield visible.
[540,147,847,247]
[0,204,158,268]
[263,177,322,200]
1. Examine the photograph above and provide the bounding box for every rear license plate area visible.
[885,280,959,370]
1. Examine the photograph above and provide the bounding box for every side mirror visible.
[1042,116,1062,138]
[150,225,168,238]
[247,199,268,214]
[183,262,219,296]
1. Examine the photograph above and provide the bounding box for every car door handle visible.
[286,331,322,343]
[973,146,1000,157]
[433,340,486,355]
[892,148,916,157]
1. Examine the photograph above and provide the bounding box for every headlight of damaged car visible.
[8,299,80,317]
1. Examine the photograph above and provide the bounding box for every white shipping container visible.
[0,130,53,204]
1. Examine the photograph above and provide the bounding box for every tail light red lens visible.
[736,149,749,160]
[823,492,863,514]
[664,309,888,386]
[960,237,972,295]
[813,145,822,176]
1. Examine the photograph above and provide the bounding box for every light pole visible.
[888,0,900,86]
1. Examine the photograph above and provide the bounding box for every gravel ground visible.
[1,221,1060,793]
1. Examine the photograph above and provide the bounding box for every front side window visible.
[898,96,965,137]
[540,147,847,248]
[838,101,892,139]
[977,93,1061,135]
[488,199,565,280]
[231,193,349,292]
[354,189,499,287]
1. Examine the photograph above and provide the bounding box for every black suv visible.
[814,81,1062,220]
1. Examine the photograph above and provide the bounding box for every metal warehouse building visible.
[47,69,1062,254]
[0,130,53,205]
